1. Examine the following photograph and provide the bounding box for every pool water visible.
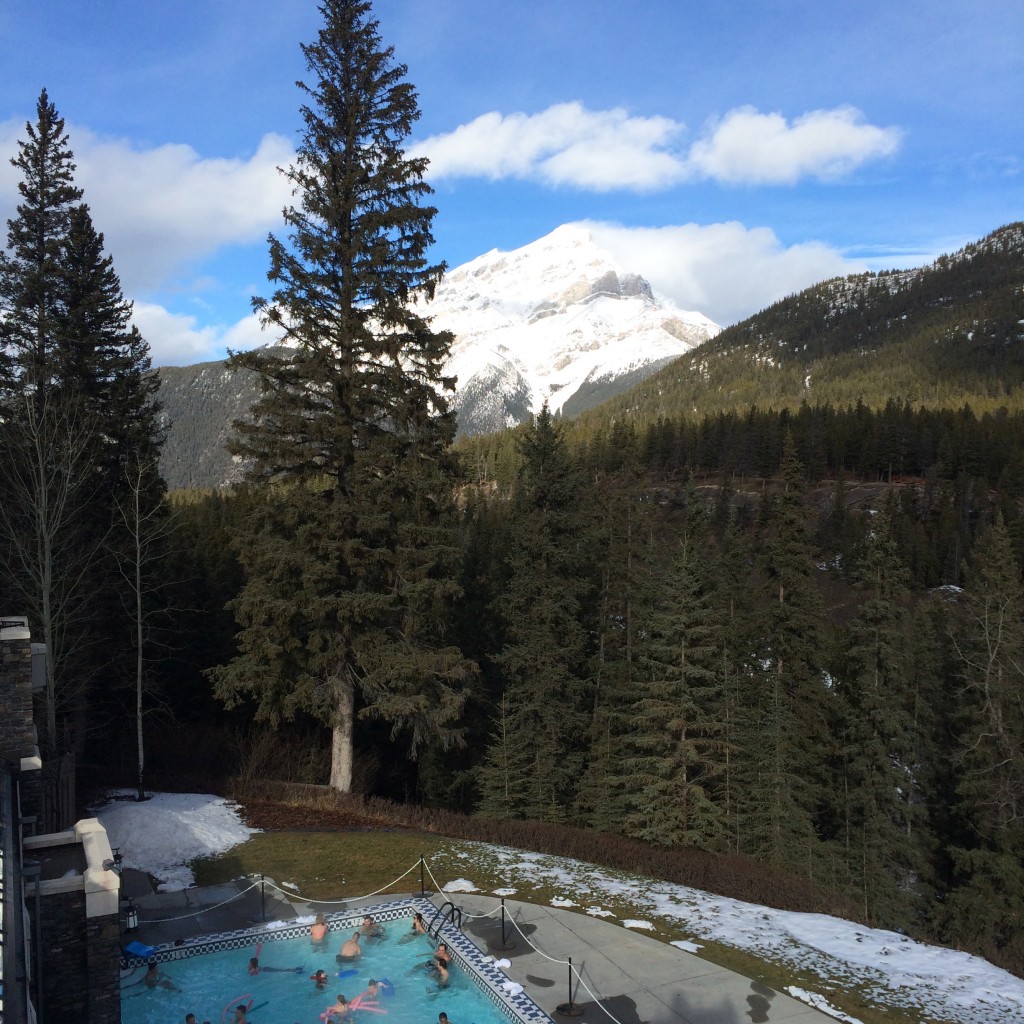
[121,925,511,1024]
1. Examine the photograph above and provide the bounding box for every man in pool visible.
[359,915,386,942]
[337,931,362,961]
[142,959,180,991]
[249,954,304,974]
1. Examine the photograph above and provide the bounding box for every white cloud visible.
[687,105,902,185]
[74,130,294,293]
[414,102,900,191]
[582,220,867,325]
[412,102,685,191]
[132,303,278,367]
[0,121,293,294]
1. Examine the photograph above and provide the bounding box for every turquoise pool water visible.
[121,917,522,1024]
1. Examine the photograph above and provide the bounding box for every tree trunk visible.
[329,672,355,792]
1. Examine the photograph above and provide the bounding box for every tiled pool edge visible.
[122,895,552,1024]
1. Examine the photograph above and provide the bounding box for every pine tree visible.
[0,89,82,402]
[211,0,472,791]
[745,433,830,869]
[479,406,595,820]
[941,515,1024,967]
[622,495,729,848]
[0,90,165,754]
[831,508,930,927]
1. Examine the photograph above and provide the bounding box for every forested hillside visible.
[131,224,1024,977]
[580,222,1024,428]
[156,358,262,489]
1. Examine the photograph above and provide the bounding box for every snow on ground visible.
[93,793,1024,1024]
[91,790,258,891]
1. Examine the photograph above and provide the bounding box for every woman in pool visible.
[399,911,427,943]
[311,912,329,949]
[325,993,352,1020]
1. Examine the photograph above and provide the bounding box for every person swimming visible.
[312,912,328,948]
[248,955,303,974]
[337,931,362,962]
[398,911,428,944]
[325,993,351,1020]
[142,959,181,992]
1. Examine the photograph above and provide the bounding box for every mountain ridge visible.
[575,221,1024,434]
[155,224,720,488]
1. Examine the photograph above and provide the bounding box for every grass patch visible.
[192,830,450,900]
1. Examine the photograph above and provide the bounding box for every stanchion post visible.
[260,873,266,921]
[556,955,583,1016]
[419,854,425,895]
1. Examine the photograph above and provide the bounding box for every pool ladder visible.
[426,900,463,938]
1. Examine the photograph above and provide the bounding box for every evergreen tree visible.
[0,89,165,754]
[478,406,595,820]
[830,509,930,927]
[622,495,729,849]
[0,89,82,401]
[211,0,472,791]
[941,515,1024,968]
[745,434,830,869]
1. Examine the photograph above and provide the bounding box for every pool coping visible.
[123,895,552,1024]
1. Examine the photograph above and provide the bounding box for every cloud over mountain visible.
[413,102,900,191]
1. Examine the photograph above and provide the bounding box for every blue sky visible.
[1,0,1021,365]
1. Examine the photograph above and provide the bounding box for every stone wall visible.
[0,635,34,759]
[27,882,122,1024]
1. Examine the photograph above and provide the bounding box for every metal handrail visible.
[425,899,462,939]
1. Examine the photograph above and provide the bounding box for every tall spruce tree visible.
[0,89,82,402]
[831,508,929,927]
[477,406,595,821]
[211,0,472,791]
[745,434,830,869]
[622,495,729,849]
[0,89,165,754]
[941,516,1024,966]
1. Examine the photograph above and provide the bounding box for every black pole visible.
[556,955,583,1016]
[260,873,265,922]
[419,854,425,896]
[501,898,508,946]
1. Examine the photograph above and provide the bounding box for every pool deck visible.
[121,872,840,1024]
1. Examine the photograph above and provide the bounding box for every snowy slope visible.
[428,224,720,434]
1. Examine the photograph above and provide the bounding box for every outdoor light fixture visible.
[112,847,123,872]
[126,898,138,932]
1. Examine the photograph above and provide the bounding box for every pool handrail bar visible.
[426,900,462,939]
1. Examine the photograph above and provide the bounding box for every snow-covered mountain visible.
[429,224,720,434]
[156,225,719,489]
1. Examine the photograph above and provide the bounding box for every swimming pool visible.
[120,898,550,1024]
